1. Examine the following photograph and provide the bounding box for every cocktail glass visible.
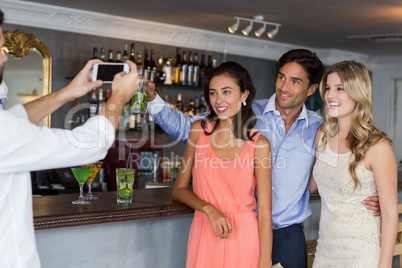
[116,168,135,203]
[71,164,95,205]
[131,79,149,114]
[84,161,103,200]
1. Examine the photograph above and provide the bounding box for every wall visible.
[3,23,278,129]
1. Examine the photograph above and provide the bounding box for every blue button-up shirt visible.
[150,93,322,229]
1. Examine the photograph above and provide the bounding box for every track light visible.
[267,26,279,39]
[228,18,239,34]
[242,22,253,36]
[227,15,281,39]
[254,25,266,37]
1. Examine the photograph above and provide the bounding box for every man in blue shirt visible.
[146,49,379,267]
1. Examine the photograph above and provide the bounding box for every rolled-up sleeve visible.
[148,94,206,143]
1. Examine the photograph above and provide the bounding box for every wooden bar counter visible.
[33,187,194,230]
[33,188,195,268]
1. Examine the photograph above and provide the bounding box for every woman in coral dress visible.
[172,61,272,268]
[309,60,398,267]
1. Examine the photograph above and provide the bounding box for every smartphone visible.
[92,63,130,83]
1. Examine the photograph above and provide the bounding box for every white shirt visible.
[0,80,8,110]
[0,104,115,268]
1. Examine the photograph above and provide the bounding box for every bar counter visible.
[33,187,194,230]
[34,187,195,268]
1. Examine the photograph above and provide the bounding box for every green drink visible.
[71,167,93,185]
[132,79,149,114]
[71,165,95,205]
[117,181,133,200]
[116,168,135,203]
[132,90,148,113]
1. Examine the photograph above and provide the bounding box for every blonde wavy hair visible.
[319,60,391,190]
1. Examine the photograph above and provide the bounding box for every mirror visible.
[3,30,52,127]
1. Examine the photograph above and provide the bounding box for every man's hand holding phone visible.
[97,60,140,130]
[92,62,130,84]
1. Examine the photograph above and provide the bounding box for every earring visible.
[242,101,246,106]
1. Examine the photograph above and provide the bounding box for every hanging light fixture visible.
[227,15,281,40]
[228,18,239,34]
[267,26,279,39]
[254,25,266,37]
[242,21,253,36]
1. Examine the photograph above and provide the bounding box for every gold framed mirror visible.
[3,29,52,127]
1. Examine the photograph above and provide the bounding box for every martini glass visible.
[71,164,94,205]
[84,161,103,201]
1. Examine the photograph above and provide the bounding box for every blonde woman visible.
[309,60,398,267]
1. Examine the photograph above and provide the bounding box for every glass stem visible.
[79,183,84,199]
[87,181,93,197]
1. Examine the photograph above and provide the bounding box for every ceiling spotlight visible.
[242,22,253,36]
[267,26,279,39]
[227,15,281,40]
[254,25,266,37]
[228,18,239,34]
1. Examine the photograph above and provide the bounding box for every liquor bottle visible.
[143,49,151,80]
[194,95,201,115]
[173,48,182,85]
[186,99,195,115]
[98,88,105,112]
[89,89,98,117]
[91,47,98,59]
[108,50,115,62]
[99,48,106,61]
[122,44,129,61]
[193,52,200,87]
[129,43,136,62]
[200,95,207,113]
[163,58,172,85]
[123,102,130,130]
[206,52,213,73]
[150,50,157,83]
[128,103,136,130]
[156,56,165,84]
[135,114,143,131]
[199,53,207,84]
[136,51,143,75]
[128,89,136,130]
[181,51,188,86]
[105,89,111,101]
[212,58,217,68]
[148,112,155,131]
[175,93,183,111]
[164,95,169,102]
[187,52,194,87]
[115,51,123,62]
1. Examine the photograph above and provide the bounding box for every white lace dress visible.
[312,142,381,268]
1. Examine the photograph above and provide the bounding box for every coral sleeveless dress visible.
[186,125,261,268]
[312,141,381,267]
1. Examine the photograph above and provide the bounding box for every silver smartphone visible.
[92,63,130,83]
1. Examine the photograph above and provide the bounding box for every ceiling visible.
[22,0,402,57]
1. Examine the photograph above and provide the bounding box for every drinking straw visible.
[140,46,145,93]
[126,143,132,169]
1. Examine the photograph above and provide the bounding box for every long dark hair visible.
[201,61,257,140]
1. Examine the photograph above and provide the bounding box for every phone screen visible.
[97,64,125,82]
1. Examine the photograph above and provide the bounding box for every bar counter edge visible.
[33,187,194,230]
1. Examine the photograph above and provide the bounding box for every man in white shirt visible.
[0,9,140,268]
